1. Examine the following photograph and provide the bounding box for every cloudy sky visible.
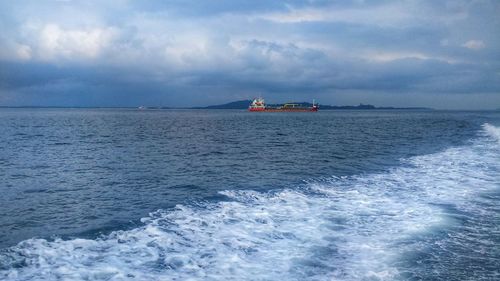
[0,0,499,108]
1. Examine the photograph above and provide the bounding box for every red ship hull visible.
[249,107,318,112]
[248,107,266,112]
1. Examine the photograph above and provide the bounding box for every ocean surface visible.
[0,109,499,280]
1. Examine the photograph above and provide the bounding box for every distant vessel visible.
[249,97,318,112]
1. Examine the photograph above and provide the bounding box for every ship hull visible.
[248,107,266,112]
[249,107,318,112]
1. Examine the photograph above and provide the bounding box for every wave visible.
[482,123,500,142]
[1,124,499,281]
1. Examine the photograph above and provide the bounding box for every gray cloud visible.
[0,0,499,109]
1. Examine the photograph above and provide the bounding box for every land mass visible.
[192,100,431,110]
[0,101,431,110]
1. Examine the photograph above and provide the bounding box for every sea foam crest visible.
[482,123,500,142]
[0,124,499,281]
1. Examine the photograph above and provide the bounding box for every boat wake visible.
[1,124,499,281]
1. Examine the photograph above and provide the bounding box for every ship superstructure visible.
[249,97,266,111]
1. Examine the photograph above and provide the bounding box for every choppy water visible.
[0,109,499,280]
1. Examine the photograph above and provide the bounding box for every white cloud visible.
[0,41,33,61]
[37,24,117,61]
[462,40,485,50]
[366,52,430,62]
[16,44,32,60]
[360,51,459,64]
[160,32,212,67]
[257,3,413,27]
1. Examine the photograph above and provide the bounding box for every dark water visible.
[0,109,499,280]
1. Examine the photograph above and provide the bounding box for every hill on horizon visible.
[192,100,431,110]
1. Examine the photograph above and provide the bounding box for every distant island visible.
[0,100,432,110]
[191,100,431,110]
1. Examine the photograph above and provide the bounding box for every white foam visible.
[1,124,499,281]
[482,123,500,142]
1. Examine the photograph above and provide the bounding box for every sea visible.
[0,108,498,281]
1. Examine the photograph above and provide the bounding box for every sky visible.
[0,0,499,109]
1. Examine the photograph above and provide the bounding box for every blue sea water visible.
[0,109,499,280]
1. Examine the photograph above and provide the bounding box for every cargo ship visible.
[248,97,318,112]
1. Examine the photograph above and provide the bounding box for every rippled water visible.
[0,109,499,280]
